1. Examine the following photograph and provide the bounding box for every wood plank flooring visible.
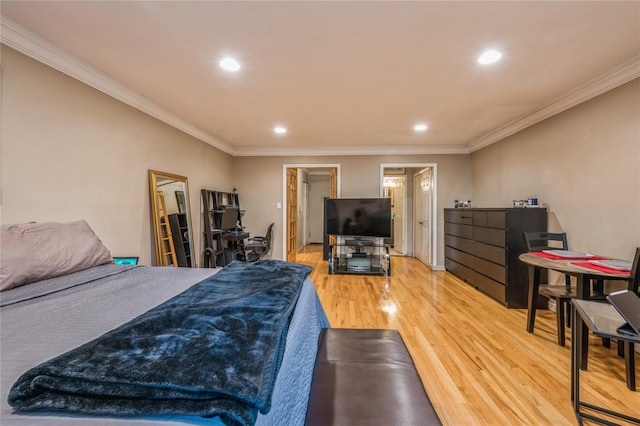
[295,247,639,425]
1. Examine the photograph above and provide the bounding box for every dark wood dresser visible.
[444,207,547,308]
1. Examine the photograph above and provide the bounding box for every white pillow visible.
[1,220,113,291]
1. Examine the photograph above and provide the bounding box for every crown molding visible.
[468,55,640,153]
[232,143,470,157]
[0,17,235,155]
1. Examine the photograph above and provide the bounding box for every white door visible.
[414,169,432,267]
[393,177,406,254]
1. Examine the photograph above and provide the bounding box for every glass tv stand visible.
[328,237,391,276]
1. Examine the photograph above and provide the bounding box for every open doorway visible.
[383,174,407,255]
[283,164,340,261]
[381,163,437,268]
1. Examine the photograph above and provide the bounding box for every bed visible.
[0,221,329,426]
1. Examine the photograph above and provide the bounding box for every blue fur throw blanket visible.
[9,260,312,426]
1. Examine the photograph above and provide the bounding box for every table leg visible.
[580,320,589,371]
[575,273,591,370]
[571,302,580,407]
[625,341,636,391]
[527,265,541,333]
[576,273,591,300]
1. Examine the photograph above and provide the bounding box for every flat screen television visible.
[324,198,392,237]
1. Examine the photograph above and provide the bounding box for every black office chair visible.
[243,223,274,262]
[523,232,605,346]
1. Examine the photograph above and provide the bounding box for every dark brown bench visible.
[305,328,442,426]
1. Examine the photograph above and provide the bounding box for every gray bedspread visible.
[8,260,311,426]
[1,261,329,426]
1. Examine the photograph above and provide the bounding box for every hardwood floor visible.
[295,248,639,425]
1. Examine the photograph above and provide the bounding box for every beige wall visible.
[7,41,635,270]
[233,154,472,266]
[1,46,233,266]
[471,78,640,260]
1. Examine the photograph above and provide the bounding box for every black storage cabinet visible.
[444,207,547,308]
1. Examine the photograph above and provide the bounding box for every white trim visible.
[381,163,440,269]
[282,164,341,260]
[4,16,637,157]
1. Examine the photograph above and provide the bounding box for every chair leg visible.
[556,299,566,346]
[618,339,625,357]
[602,337,611,348]
[593,279,604,294]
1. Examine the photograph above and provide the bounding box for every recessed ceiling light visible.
[274,126,287,134]
[478,49,502,65]
[219,57,240,72]
[414,123,428,132]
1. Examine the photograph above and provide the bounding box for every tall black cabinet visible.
[444,207,547,308]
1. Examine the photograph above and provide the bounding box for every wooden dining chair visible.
[524,232,576,346]
[524,232,607,346]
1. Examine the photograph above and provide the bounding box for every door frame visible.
[380,163,439,268]
[283,164,341,259]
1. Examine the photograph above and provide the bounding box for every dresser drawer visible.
[471,241,506,265]
[445,246,475,267]
[473,210,506,228]
[445,258,475,283]
[473,256,506,284]
[444,222,473,239]
[474,226,505,247]
[473,272,506,304]
[444,209,473,225]
[445,234,474,253]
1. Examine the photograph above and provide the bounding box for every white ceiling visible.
[2,1,639,156]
